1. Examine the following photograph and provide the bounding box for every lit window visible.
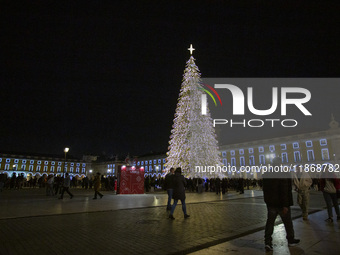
[37,161,41,164]
[306,141,313,147]
[321,149,330,160]
[145,166,148,171]
[71,163,74,166]
[14,159,19,163]
[141,161,144,165]
[259,155,265,164]
[30,160,34,164]
[82,164,86,167]
[44,166,48,172]
[249,155,255,165]
[282,153,288,163]
[307,150,315,161]
[280,144,287,150]
[163,159,166,163]
[320,139,327,146]
[51,162,55,165]
[294,151,301,162]
[51,166,55,172]
[231,158,236,166]
[230,150,235,156]
[222,151,227,157]
[248,148,254,154]
[158,159,161,164]
[239,149,244,155]
[76,168,79,173]
[222,159,227,166]
[58,162,62,166]
[137,161,140,166]
[22,160,26,163]
[29,165,34,171]
[259,147,264,153]
[240,157,245,166]
[6,159,10,163]
[269,145,275,152]
[293,142,299,149]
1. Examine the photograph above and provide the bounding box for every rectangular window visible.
[320,139,327,146]
[5,164,9,170]
[43,166,48,172]
[30,160,34,164]
[248,148,254,154]
[222,159,227,166]
[21,165,26,170]
[163,159,166,163]
[82,168,85,173]
[280,144,287,150]
[57,166,61,172]
[306,141,313,147]
[70,167,74,173]
[259,146,264,153]
[51,166,55,172]
[269,145,275,152]
[293,142,299,149]
[239,149,244,155]
[231,158,236,166]
[321,148,330,160]
[37,166,41,171]
[259,155,265,164]
[44,161,48,165]
[307,150,315,161]
[294,151,301,162]
[153,160,156,164]
[222,151,227,157]
[14,159,19,163]
[29,165,34,171]
[230,150,235,156]
[281,153,288,163]
[249,155,255,165]
[240,157,245,166]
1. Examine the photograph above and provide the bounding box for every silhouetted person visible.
[58,173,73,199]
[169,168,189,220]
[93,172,103,199]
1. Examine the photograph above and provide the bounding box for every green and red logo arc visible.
[199,83,222,107]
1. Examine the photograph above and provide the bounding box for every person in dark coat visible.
[169,167,190,220]
[263,157,299,252]
[164,168,175,211]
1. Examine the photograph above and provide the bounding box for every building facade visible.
[0,152,91,180]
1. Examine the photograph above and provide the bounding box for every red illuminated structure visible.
[117,165,145,194]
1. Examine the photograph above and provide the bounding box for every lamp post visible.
[64,147,69,176]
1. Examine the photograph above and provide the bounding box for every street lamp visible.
[64,147,69,175]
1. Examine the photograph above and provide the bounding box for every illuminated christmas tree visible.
[166,45,222,177]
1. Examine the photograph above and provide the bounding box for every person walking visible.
[58,173,73,199]
[169,167,190,220]
[263,157,300,252]
[320,169,340,222]
[164,168,175,211]
[46,174,55,196]
[93,172,104,199]
[293,170,313,220]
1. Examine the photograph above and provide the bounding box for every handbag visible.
[324,179,336,194]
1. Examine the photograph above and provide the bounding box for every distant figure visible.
[293,170,312,220]
[263,157,300,252]
[46,174,55,196]
[164,168,175,211]
[215,177,221,194]
[93,172,104,199]
[169,168,190,220]
[58,173,73,199]
[320,169,340,222]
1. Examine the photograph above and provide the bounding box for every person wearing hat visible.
[169,167,190,220]
[93,172,104,199]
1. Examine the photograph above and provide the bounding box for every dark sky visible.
[1,1,340,158]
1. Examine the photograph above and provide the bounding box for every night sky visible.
[1,1,340,158]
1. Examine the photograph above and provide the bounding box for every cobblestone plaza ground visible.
[0,188,339,255]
